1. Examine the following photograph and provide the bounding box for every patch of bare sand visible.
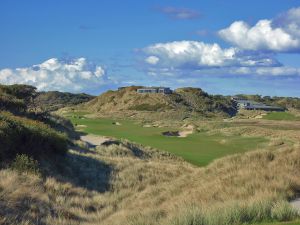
[178,125,195,138]
[80,134,111,146]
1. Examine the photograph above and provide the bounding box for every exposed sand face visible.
[162,125,195,138]
[178,125,194,138]
[80,135,111,147]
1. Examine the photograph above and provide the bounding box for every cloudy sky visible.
[0,0,300,96]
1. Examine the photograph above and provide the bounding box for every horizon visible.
[1,0,300,97]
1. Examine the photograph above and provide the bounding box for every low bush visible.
[11,154,40,174]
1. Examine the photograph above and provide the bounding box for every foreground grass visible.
[263,112,300,121]
[66,113,266,166]
[1,140,299,225]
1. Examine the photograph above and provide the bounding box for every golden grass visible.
[0,138,299,225]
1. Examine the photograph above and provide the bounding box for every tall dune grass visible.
[0,140,299,225]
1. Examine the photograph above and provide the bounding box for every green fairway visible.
[263,112,300,121]
[67,113,266,166]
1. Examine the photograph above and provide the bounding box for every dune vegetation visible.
[79,86,237,119]
[0,138,300,225]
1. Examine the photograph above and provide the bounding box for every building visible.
[137,87,172,94]
[231,97,284,111]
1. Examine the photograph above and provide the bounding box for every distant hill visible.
[82,86,237,119]
[0,84,95,113]
[32,91,94,112]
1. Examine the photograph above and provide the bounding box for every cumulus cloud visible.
[219,7,300,52]
[156,6,200,20]
[138,40,300,78]
[0,58,108,93]
[142,41,279,69]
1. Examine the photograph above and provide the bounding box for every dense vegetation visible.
[32,91,94,112]
[0,111,67,165]
[0,84,36,113]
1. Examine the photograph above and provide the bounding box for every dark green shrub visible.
[11,154,39,174]
[0,111,68,165]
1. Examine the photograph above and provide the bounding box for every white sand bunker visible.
[162,124,194,138]
[112,122,121,126]
[178,124,194,138]
[76,125,87,128]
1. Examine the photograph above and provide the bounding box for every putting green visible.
[263,112,300,121]
[67,113,266,166]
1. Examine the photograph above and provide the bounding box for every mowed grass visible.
[67,113,266,166]
[263,112,300,121]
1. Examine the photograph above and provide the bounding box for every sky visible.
[0,0,300,96]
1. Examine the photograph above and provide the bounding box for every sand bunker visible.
[162,131,180,137]
[162,125,194,138]
[76,125,87,128]
[112,122,121,126]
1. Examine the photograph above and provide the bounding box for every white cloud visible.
[219,7,300,52]
[0,58,108,93]
[255,66,300,76]
[142,40,279,69]
[139,40,300,78]
[145,56,160,65]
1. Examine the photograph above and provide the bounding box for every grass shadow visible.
[40,151,112,193]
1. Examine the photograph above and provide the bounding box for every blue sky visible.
[0,0,300,96]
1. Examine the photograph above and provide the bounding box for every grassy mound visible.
[80,86,236,119]
[0,84,36,113]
